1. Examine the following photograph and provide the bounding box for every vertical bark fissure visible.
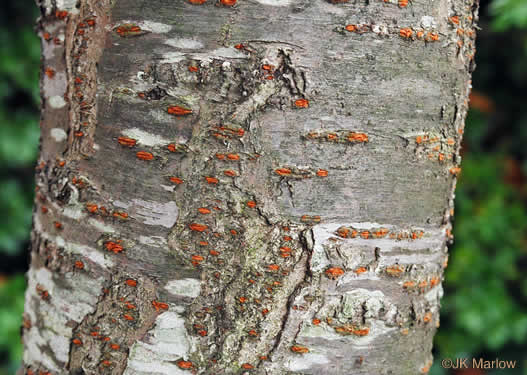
[267,228,314,358]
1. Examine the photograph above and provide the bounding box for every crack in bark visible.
[266,228,313,360]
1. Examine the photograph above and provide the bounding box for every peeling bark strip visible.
[23,0,477,373]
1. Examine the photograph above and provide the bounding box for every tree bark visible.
[22,0,477,373]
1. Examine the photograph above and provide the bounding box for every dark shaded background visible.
[0,1,526,374]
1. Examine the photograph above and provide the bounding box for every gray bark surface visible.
[22,0,477,373]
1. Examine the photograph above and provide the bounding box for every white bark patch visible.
[297,320,397,346]
[111,20,172,34]
[371,24,389,36]
[121,128,171,147]
[124,308,195,375]
[161,47,248,63]
[164,38,204,50]
[54,272,104,322]
[42,0,79,14]
[337,271,381,284]
[160,51,186,64]
[375,251,443,269]
[160,184,175,192]
[50,128,67,142]
[424,284,444,306]
[254,0,293,6]
[42,38,61,60]
[43,71,67,97]
[131,199,179,228]
[48,95,67,109]
[56,0,80,12]
[208,47,248,60]
[164,278,201,298]
[139,20,173,33]
[420,16,437,29]
[23,267,103,370]
[33,216,114,268]
[54,235,107,268]
[88,217,116,233]
[23,319,70,371]
[62,205,86,220]
[311,223,446,272]
[311,223,344,271]
[341,289,387,318]
[284,311,398,372]
[113,200,131,209]
[59,237,115,269]
[285,353,330,372]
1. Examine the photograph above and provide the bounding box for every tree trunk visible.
[21,0,477,373]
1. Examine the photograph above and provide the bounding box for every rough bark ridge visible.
[22,0,477,374]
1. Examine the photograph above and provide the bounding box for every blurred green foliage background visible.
[0,0,526,374]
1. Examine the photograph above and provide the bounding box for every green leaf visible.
[0,274,26,363]
[491,0,527,31]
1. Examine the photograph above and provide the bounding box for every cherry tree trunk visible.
[21,0,477,373]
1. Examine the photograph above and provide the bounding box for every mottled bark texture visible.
[22,0,477,373]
